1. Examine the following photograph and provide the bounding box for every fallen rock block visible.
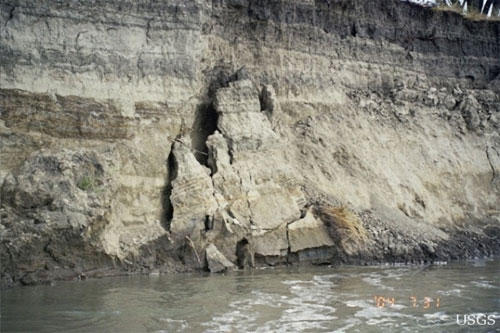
[206,244,236,273]
[288,209,334,253]
[252,224,288,257]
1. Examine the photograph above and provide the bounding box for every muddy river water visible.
[1,258,499,332]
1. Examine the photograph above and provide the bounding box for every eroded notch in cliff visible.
[190,103,218,168]
[162,143,178,231]
[486,145,497,186]
[4,4,15,27]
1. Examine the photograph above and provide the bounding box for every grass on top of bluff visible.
[432,2,500,21]
[318,206,368,242]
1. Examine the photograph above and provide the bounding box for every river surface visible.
[1,258,499,332]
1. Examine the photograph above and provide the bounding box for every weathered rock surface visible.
[206,244,236,273]
[288,210,335,253]
[1,0,499,287]
[0,149,120,286]
[168,138,218,240]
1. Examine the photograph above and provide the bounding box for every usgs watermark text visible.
[456,314,497,326]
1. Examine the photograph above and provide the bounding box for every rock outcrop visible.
[206,244,236,273]
[288,210,335,254]
[1,0,499,287]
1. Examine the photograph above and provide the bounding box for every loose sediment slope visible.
[1,0,499,287]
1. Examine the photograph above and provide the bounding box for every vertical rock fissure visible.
[204,215,214,231]
[43,238,59,263]
[5,5,16,27]
[485,145,497,185]
[236,238,248,268]
[162,143,178,231]
[190,103,219,168]
[285,221,292,264]
[227,144,234,165]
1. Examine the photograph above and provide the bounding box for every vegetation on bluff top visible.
[432,1,500,20]
[403,0,500,20]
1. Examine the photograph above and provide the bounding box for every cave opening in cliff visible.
[190,102,219,168]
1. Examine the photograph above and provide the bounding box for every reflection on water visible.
[1,258,499,332]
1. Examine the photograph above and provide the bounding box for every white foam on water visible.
[202,274,340,333]
[317,273,345,279]
[331,318,363,332]
[416,312,457,329]
[312,274,338,286]
[384,272,404,280]
[345,299,367,308]
[471,281,499,289]
[436,288,462,296]
[344,299,412,324]
[361,273,395,290]
[154,318,189,331]
[365,317,396,326]
[255,319,331,333]
[423,312,449,320]
[203,274,340,333]
[281,280,305,285]
[281,308,337,322]
[280,275,338,324]
[202,309,258,333]
[246,290,284,307]
[285,278,337,305]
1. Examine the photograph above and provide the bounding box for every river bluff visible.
[1,0,499,287]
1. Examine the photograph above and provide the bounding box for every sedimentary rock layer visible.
[1,0,499,287]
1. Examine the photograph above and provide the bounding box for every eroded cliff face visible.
[1,0,499,287]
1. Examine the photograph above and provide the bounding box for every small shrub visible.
[319,206,368,241]
[77,175,95,192]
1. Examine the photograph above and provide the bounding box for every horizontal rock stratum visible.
[1,0,499,288]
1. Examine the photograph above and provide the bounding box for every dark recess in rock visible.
[236,238,255,268]
[204,215,214,231]
[190,103,219,167]
[162,143,178,231]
